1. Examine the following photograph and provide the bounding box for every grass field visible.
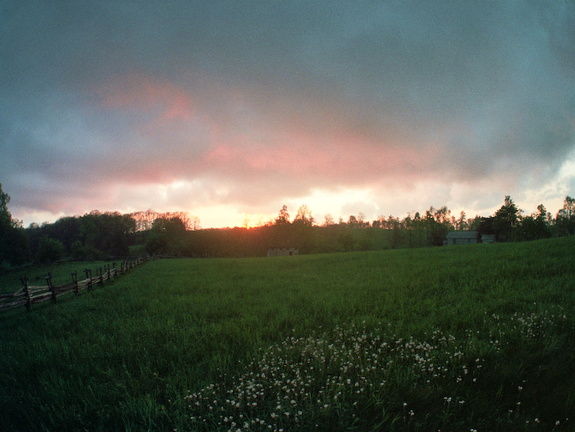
[0,260,123,295]
[1,237,574,431]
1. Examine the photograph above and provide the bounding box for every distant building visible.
[480,234,496,244]
[444,231,480,246]
[444,231,497,245]
[267,247,299,257]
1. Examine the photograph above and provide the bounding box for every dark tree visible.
[347,215,359,227]
[274,205,290,225]
[493,196,521,242]
[145,216,188,256]
[516,214,551,241]
[293,204,314,226]
[77,211,135,257]
[48,217,81,254]
[0,184,10,228]
[456,211,468,230]
[0,184,30,266]
[36,237,65,264]
[422,207,449,246]
[390,219,403,249]
[477,217,496,236]
[556,196,575,236]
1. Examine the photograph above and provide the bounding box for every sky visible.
[1,1,575,228]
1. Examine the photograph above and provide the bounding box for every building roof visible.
[446,230,479,239]
[267,246,298,250]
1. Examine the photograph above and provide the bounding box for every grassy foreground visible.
[0,237,574,431]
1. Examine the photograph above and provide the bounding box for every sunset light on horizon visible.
[2,1,574,228]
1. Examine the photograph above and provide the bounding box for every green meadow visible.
[0,260,117,295]
[1,237,574,431]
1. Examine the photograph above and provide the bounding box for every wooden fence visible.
[0,257,147,312]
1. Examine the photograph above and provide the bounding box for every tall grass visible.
[0,237,574,431]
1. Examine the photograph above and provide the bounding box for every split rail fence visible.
[0,257,147,312]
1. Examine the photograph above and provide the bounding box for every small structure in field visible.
[480,234,496,244]
[267,247,299,257]
[444,231,480,246]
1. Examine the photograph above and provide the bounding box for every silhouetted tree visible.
[516,204,551,241]
[0,184,30,266]
[412,212,425,247]
[456,211,468,230]
[556,196,575,236]
[493,196,521,241]
[77,211,134,257]
[36,237,64,264]
[145,216,188,256]
[347,215,359,227]
[129,209,200,231]
[322,214,335,226]
[477,217,496,237]
[423,207,450,246]
[293,204,314,226]
[275,205,290,225]
[467,215,482,231]
[48,217,81,254]
[390,218,403,249]
[130,209,158,231]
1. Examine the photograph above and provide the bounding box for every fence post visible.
[45,272,56,303]
[71,271,78,295]
[20,276,32,312]
[112,262,117,278]
[84,269,92,291]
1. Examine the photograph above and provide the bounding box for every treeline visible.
[1,180,575,266]
[21,210,199,264]
[0,183,203,267]
[143,196,575,258]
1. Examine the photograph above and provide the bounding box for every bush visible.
[36,237,65,264]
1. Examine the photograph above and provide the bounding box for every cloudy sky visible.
[1,1,574,228]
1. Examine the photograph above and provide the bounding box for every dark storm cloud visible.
[1,0,574,224]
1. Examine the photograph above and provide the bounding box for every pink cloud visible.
[86,72,449,212]
[204,107,440,190]
[98,73,195,125]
